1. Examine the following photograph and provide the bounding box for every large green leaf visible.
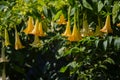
[59,66,69,73]
[114,37,120,50]
[103,40,108,51]
[98,0,104,12]
[112,1,120,24]
[53,10,62,21]
[103,57,115,64]
[95,40,100,48]
[82,0,93,10]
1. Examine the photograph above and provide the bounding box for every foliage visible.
[0,0,120,80]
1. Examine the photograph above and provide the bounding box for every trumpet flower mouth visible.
[57,14,67,25]
[30,36,43,47]
[30,19,40,36]
[100,15,113,33]
[62,21,71,37]
[38,22,47,37]
[68,24,81,42]
[15,28,25,50]
[30,20,47,37]
[117,23,120,27]
[23,16,34,34]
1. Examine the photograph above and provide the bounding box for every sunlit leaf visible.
[95,40,99,48]
[98,1,104,12]
[108,36,113,46]
[53,10,62,21]
[114,37,120,50]
[99,65,107,69]
[103,40,108,51]
[43,6,48,17]
[112,1,120,24]
[104,58,115,64]
[82,0,93,10]
[79,47,86,52]
[59,66,68,73]
[56,47,66,59]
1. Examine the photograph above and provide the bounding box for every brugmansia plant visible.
[68,11,81,41]
[0,0,120,80]
[15,27,25,50]
[5,29,11,47]
[100,15,113,34]
[23,16,34,35]
[62,6,71,37]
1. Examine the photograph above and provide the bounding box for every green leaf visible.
[95,40,99,48]
[108,36,113,46]
[56,47,66,59]
[62,47,80,57]
[114,37,120,50]
[104,58,115,64]
[67,0,75,6]
[53,10,62,21]
[79,47,86,52]
[71,47,80,53]
[112,1,120,24]
[43,6,48,17]
[59,66,68,73]
[99,65,107,69]
[82,0,93,10]
[13,64,25,74]
[103,40,108,51]
[68,61,79,68]
[98,1,104,12]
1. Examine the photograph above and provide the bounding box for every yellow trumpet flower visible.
[62,20,71,37]
[88,27,94,36]
[15,28,25,50]
[38,22,47,37]
[57,14,67,25]
[117,23,120,27]
[30,36,43,47]
[81,19,89,37]
[23,16,34,34]
[5,29,11,46]
[94,26,103,37]
[68,23,81,42]
[30,19,40,36]
[100,15,113,33]
[30,20,47,37]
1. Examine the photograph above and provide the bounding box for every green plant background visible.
[0,0,120,80]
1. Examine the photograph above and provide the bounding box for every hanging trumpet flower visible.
[68,23,81,41]
[30,19,40,36]
[38,22,47,37]
[62,20,71,37]
[62,6,71,37]
[57,14,67,25]
[94,26,103,37]
[4,29,11,47]
[15,27,25,50]
[80,12,89,37]
[30,19,47,37]
[94,16,103,36]
[117,23,120,27]
[23,16,34,34]
[30,35,43,47]
[88,27,94,36]
[100,15,113,33]
[68,12,81,42]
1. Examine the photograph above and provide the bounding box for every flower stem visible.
[2,63,6,80]
[1,39,6,80]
